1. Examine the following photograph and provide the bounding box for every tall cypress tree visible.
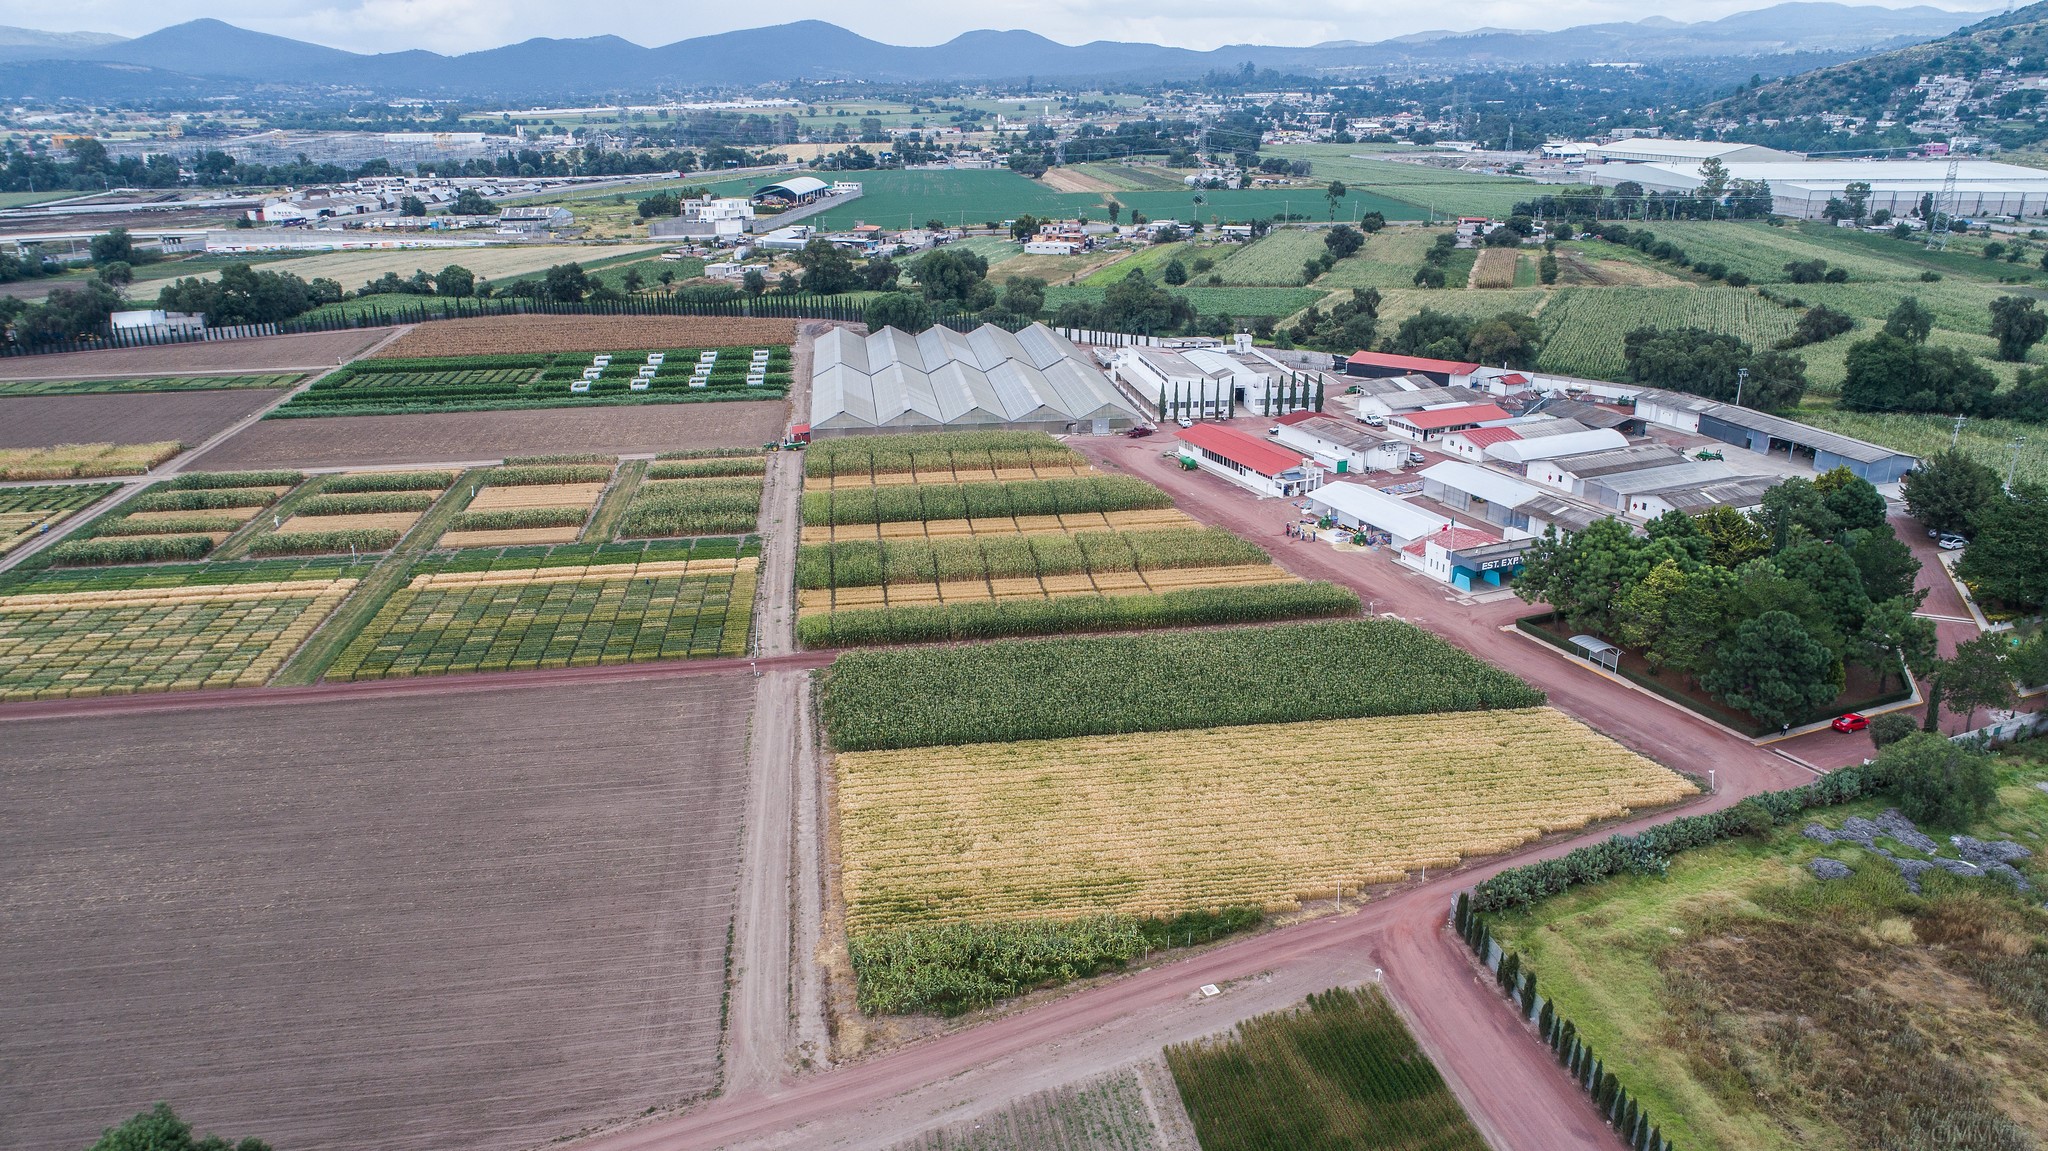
[1455,892,1470,935]
[1538,1000,1555,1045]
[1521,969,1538,1019]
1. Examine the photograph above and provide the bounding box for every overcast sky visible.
[4,0,1996,56]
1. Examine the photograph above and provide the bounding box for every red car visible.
[1831,713,1870,733]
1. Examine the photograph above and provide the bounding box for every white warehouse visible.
[1583,158,2048,220]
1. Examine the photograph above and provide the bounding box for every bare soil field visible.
[0,390,285,450]
[1037,167,1119,194]
[188,401,789,469]
[0,675,754,1151]
[373,315,799,358]
[0,330,388,380]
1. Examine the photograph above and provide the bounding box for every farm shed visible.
[1582,460,1749,512]
[1385,403,1511,443]
[1582,139,1796,164]
[1586,158,2048,220]
[1419,461,1542,536]
[1175,423,1322,498]
[1273,415,1409,473]
[1304,480,1451,546]
[1529,445,1688,496]
[808,323,1143,437]
[752,176,830,207]
[1695,406,1919,484]
[1441,424,1523,463]
[1343,351,1479,387]
[1629,474,1778,519]
[1516,491,1614,537]
[1400,526,1530,591]
[1482,428,1630,468]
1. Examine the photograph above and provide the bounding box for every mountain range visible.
[0,4,1999,102]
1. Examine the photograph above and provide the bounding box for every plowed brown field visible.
[0,390,285,450]
[0,675,753,1151]
[0,330,386,380]
[372,315,799,358]
[189,402,788,469]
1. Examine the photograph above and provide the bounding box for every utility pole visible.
[2007,435,2027,493]
[1927,158,1960,250]
[1735,366,1749,409]
[1952,413,1967,448]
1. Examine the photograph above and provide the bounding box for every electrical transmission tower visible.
[1926,158,1960,250]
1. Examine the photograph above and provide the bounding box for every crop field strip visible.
[836,709,1692,929]
[1535,286,1802,380]
[0,441,181,481]
[0,374,303,396]
[0,482,119,553]
[0,577,358,700]
[1470,247,1520,289]
[1211,229,1331,286]
[369,314,799,358]
[0,677,753,1151]
[257,470,456,557]
[47,471,304,566]
[1166,986,1489,1151]
[275,345,794,418]
[435,462,614,549]
[888,1066,1174,1151]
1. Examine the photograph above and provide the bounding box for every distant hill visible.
[0,24,123,65]
[0,5,1999,101]
[1711,1,2048,124]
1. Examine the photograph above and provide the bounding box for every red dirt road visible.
[563,432,1813,1151]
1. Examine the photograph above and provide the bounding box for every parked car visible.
[1125,424,1155,438]
[1831,713,1870,734]
[1361,414,1388,428]
[1407,451,1427,465]
[1938,533,1967,550]
[1176,417,1195,429]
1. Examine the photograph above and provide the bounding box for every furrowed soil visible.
[372,315,800,358]
[0,390,287,449]
[0,675,754,1151]
[0,330,388,379]
[188,402,789,469]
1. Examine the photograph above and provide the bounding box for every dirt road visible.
[565,431,1814,1151]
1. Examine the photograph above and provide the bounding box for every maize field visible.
[804,430,1086,479]
[0,579,357,700]
[835,709,1693,930]
[1166,986,1488,1151]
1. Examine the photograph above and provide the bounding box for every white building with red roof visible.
[1175,423,1324,498]
[1399,525,1533,591]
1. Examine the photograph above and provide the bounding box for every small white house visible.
[1176,423,1323,498]
[1273,415,1410,473]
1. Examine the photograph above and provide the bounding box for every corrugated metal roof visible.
[1420,460,1539,507]
[1348,350,1479,374]
[1397,403,1511,430]
[1699,404,1916,465]
[809,322,1141,430]
[1308,481,1452,540]
[1178,423,1308,477]
[1544,445,1686,479]
[1484,429,1631,465]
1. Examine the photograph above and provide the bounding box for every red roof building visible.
[1400,525,1500,557]
[1456,425,1524,449]
[1176,423,1321,497]
[1344,350,1480,383]
[1387,403,1512,440]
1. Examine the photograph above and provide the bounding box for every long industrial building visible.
[1582,157,2048,219]
[808,323,1144,437]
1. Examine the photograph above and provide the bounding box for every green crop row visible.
[804,430,1084,478]
[647,457,767,479]
[94,514,247,537]
[249,528,401,556]
[46,534,215,565]
[503,454,617,465]
[618,478,763,537]
[487,464,614,486]
[296,491,436,516]
[448,506,590,531]
[161,471,302,490]
[319,471,455,493]
[797,527,1266,589]
[819,617,1542,749]
[803,475,1172,526]
[0,482,117,516]
[355,354,553,372]
[128,488,278,513]
[1167,985,1488,1151]
[800,581,1360,652]
[3,557,359,594]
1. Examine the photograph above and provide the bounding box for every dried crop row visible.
[799,580,1356,647]
[324,568,755,681]
[0,579,356,700]
[796,563,1293,613]
[836,709,1692,930]
[1469,247,1520,289]
[0,482,120,553]
[0,442,180,481]
[371,315,799,358]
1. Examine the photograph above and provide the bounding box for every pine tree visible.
[1498,949,1521,994]
[1558,1021,1576,1065]
[1521,969,1538,1019]
[1649,1126,1663,1151]
[1621,1095,1638,1134]
[1157,385,1166,419]
[1538,1000,1555,1045]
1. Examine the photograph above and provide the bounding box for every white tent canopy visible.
[810,322,1144,436]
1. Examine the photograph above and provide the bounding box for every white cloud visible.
[0,0,1995,55]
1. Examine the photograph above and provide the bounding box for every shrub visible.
[1869,712,1920,749]
[249,528,401,555]
[1886,731,1997,827]
[48,534,214,564]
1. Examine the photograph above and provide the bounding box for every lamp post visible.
[1735,366,1749,409]
[2008,435,2027,493]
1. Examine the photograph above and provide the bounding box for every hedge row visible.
[1471,759,1892,913]
[248,528,401,556]
[801,581,1361,651]
[47,534,214,565]
[161,470,301,490]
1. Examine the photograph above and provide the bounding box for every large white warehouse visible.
[1583,158,2048,219]
[809,322,1145,437]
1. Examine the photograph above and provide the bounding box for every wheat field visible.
[836,709,1694,930]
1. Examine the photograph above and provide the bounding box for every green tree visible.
[911,247,991,305]
[1882,297,1935,343]
[95,260,132,288]
[1989,295,2048,362]
[1904,449,2002,536]
[1000,276,1046,317]
[89,1103,270,1151]
[449,189,494,216]
[1515,518,1648,632]
[1702,610,1843,729]
[1620,327,1806,410]
[434,264,475,298]
[1756,477,1840,551]
[1942,633,2017,727]
[1324,224,1364,259]
[1956,482,2048,611]
[1162,258,1188,286]
[399,194,428,217]
[1814,467,1887,532]
[1538,253,1558,284]
[541,262,590,303]
[859,258,900,292]
[1775,538,1873,641]
[1325,179,1347,221]
[89,227,140,266]
[796,237,858,294]
[1697,157,1731,207]
[1658,566,1737,682]
[1846,524,1921,603]
[1879,732,1997,826]
[864,291,935,333]
[1868,711,1920,749]
[1856,594,1938,689]
[740,268,767,297]
[1099,268,1179,334]
[1694,505,1771,568]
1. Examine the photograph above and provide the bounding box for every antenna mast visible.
[1926,157,1960,250]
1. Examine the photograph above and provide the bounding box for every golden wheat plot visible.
[835,708,1695,931]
